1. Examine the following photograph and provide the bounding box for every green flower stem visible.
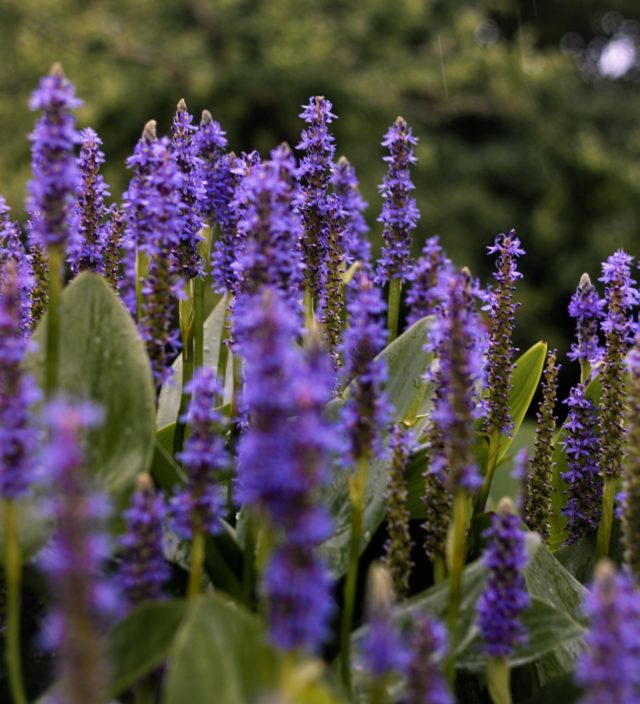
[487,656,512,704]
[45,244,63,397]
[446,490,468,684]
[187,529,205,598]
[579,359,592,387]
[4,500,27,704]
[304,287,314,330]
[340,454,369,695]
[230,353,242,420]
[193,276,205,369]
[434,555,446,584]
[473,429,501,517]
[387,278,402,344]
[173,283,195,456]
[135,250,149,324]
[216,296,230,404]
[597,476,617,558]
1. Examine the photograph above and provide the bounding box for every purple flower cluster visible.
[405,614,452,704]
[406,236,451,328]
[68,128,109,274]
[623,332,640,579]
[237,289,335,652]
[194,108,228,225]
[119,473,170,609]
[341,270,391,462]
[172,367,227,539]
[0,196,32,333]
[562,384,602,544]
[477,498,529,657]
[27,64,81,250]
[321,194,348,362]
[332,156,371,265]
[568,273,604,369]
[102,204,124,291]
[484,231,525,437]
[376,116,419,284]
[576,561,640,704]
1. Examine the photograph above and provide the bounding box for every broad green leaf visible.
[320,317,434,575]
[156,294,226,429]
[151,422,185,491]
[27,273,155,502]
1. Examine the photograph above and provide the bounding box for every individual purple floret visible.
[376,116,419,285]
[68,128,109,275]
[477,497,529,658]
[332,156,371,265]
[194,108,228,224]
[483,230,525,437]
[427,268,486,492]
[172,367,227,539]
[568,273,604,369]
[40,400,117,704]
[405,614,452,704]
[0,260,39,499]
[297,96,337,303]
[562,383,602,544]
[406,236,451,327]
[340,270,391,462]
[171,99,206,279]
[27,64,81,251]
[575,560,640,704]
[119,473,169,609]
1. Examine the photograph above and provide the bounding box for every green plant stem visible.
[579,359,592,387]
[387,278,402,344]
[473,429,501,516]
[597,476,617,558]
[45,245,63,397]
[173,284,195,456]
[187,530,205,598]
[230,353,242,420]
[446,490,467,684]
[434,555,446,584]
[304,287,314,330]
[216,297,230,405]
[194,276,205,369]
[487,656,512,704]
[135,250,149,324]
[4,500,27,704]
[340,454,368,695]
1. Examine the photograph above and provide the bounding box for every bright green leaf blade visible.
[156,294,225,429]
[320,317,434,575]
[27,273,155,502]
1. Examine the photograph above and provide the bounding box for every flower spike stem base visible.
[340,454,369,695]
[446,490,467,684]
[387,278,402,344]
[45,245,63,397]
[4,500,27,704]
[474,430,501,517]
[193,277,205,369]
[487,656,512,704]
[596,477,617,558]
[187,530,205,598]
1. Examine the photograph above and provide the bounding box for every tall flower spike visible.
[68,127,109,275]
[27,237,49,329]
[0,197,32,334]
[623,332,640,581]
[384,424,413,598]
[340,270,391,462]
[171,99,206,279]
[297,96,337,303]
[405,614,452,704]
[484,230,525,437]
[477,497,529,657]
[406,236,451,328]
[561,383,602,544]
[320,195,347,364]
[331,156,371,265]
[237,291,335,652]
[0,260,39,499]
[568,273,604,372]
[575,560,640,704]
[522,350,559,541]
[27,63,81,250]
[376,116,419,285]
[172,367,227,539]
[40,400,117,704]
[194,108,228,224]
[102,205,124,292]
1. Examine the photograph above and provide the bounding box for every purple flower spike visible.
[194,108,228,224]
[576,560,640,704]
[406,614,452,704]
[623,332,640,581]
[340,270,391,462]
[376,116,420,285]
[568,273,604,368]
[406,236,451,327]
[40,399,117,704]
[68,128,109,275]
[0,197,33,334]
[332,156,371,265]
[171,99,206,279]
[562,383,602,544]
[297,96,337,303]
[102,204,124,292]
[172,367,227,539]
[484,230,525,437]
[120,473,169,609]
[477,497,529,658]
[0,260,39,499]
[27,64,81,251]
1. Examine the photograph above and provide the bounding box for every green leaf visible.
[151,423,185,491]
[522,675,581,704]
[27,273,155,502]
[156,294,226,429]
[320,317,434,575]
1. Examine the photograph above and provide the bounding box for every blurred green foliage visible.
[1,0,640,358]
